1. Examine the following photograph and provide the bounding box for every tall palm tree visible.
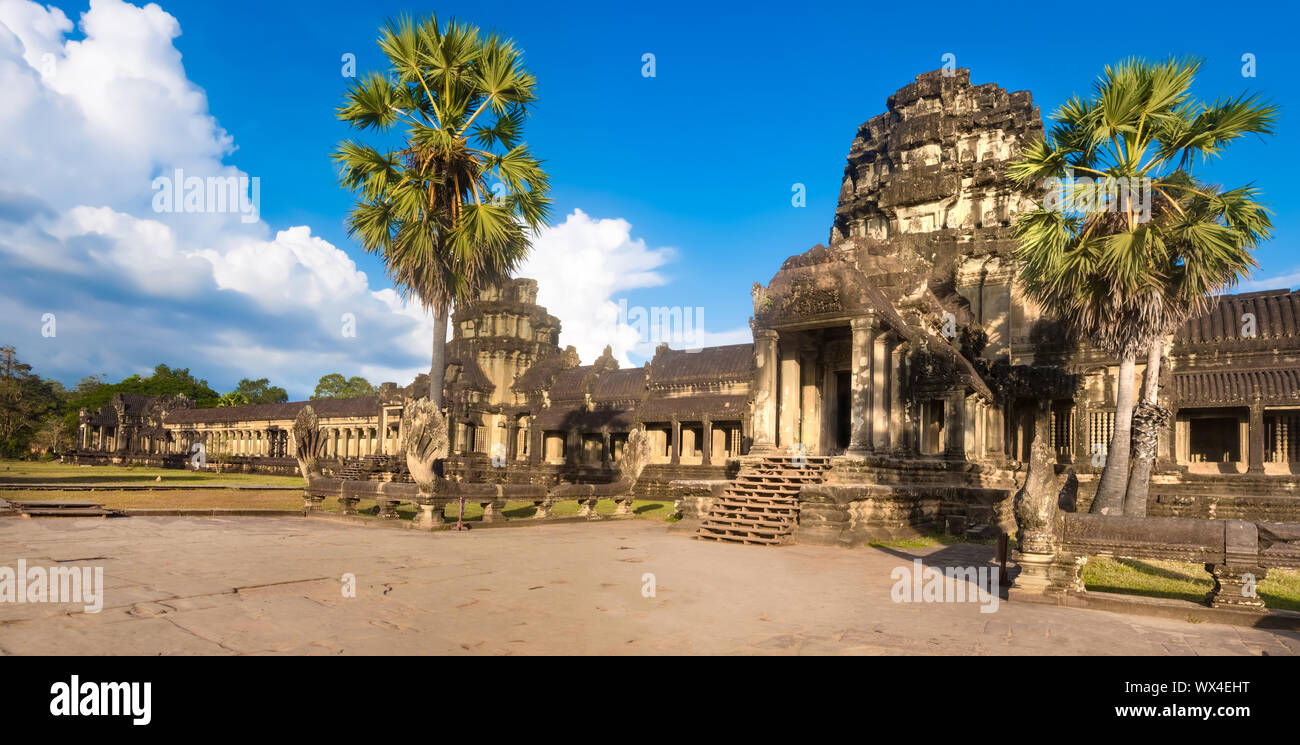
[335,14,552,407]
[1009,57,1275,515]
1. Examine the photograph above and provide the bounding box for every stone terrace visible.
[0,517,1296,655]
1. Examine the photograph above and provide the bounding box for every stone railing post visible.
[532,497,553,519]
[1205,520,1267,611]
[414,500,445,530]
[577,497,599,519]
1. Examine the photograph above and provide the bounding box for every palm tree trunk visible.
[1090,352,1136,515]
[1123,342,1164,516]
[429,305,449,408]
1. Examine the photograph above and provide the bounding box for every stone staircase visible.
[696,455,832,545]
[335,454,394,481]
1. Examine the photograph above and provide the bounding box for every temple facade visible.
[71,69,1300,525]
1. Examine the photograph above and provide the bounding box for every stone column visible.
[890,342,907,453]
[670,417,681,465]
[945,390,966,458]
[1248,403,1265,474]
[702,418,713,466]
[799,348,819,453]
[530,423,542,466]
[750,328,779,454]
[847,316,878,455]
[872,330,890,450]
[778,336,801,449]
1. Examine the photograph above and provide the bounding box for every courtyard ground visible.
[0,515,1296,655]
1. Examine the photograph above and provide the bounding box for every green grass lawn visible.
[1083,557,1300,613]
[0,459,302,486]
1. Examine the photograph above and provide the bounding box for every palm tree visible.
[1009,57,1275,515]
[335,14,552,407]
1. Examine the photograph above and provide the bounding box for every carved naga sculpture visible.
[293,405,325,483]
[401,397,449,495]
[293,405,326,511]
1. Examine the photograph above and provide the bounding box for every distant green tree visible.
[0,346,64,457]
[61,363,222,437]
[311,373,377,399]
[231,378,288,404]
[217,391,251,407]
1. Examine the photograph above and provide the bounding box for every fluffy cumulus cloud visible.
[520,210,752,367]
[0,0,742,398]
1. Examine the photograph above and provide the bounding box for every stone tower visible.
[828,68,1045,362]
[447,277,562,407]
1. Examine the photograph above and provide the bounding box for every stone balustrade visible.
[1015,511,1300,611]
[302,475,638,527]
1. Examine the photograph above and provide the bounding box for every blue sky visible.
[2,0,1297,398]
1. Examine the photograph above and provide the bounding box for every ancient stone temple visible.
[71,68,1300,538]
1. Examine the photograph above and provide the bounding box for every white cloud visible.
[519,209,751,366]
[0,0,431,395]
[0,0,738,398]
[1238,269,1300,294]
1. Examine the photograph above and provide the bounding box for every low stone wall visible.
[788,455,1017,546]
[1015,510,1300,613]
[303,473,638,527]
[797,482,1012,546]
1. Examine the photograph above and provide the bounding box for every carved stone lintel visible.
[1205,564,1268,611]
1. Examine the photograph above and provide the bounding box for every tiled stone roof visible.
[635,394,750,422]
[591,368,647,401]
[165,396,379,425]
[1178,289,1300,344]
[448,356,494,392]
[1172,370,1300,405]
[648,344,754,387]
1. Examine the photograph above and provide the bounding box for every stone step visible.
[9,500,124,518]
[702,515,795,530]
[697,528,785,545]
[21,507,121,518]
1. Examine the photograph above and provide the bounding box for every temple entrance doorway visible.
[834,370,851,451]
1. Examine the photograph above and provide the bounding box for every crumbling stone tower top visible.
[829,68,1044,294]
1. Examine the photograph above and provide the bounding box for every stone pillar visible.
[702,418,713,466]
[1206,564,1268,610]
[530,424,542,466]
[890,342,906,453]
[872,331,890,450]
[778,336,801,449]
[945,390,966,458]
[414,502,446,529]
[670,417,681,466]
[750,328,779,454]
[847,316,878,455]
[1248,403,1265,474]
[602,430,611,466]
[799,349,819,453]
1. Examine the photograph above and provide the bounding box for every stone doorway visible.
[833,370,851,451]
